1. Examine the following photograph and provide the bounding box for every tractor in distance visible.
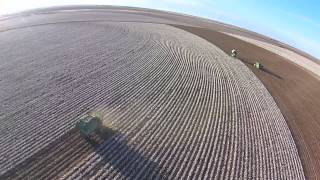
[253,62,263,69]
[231,49,237,57]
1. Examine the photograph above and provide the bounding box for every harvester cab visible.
[254,62,263,69]
[76,112,103,136]
[231,49,237,57]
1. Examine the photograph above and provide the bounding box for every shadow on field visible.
[83,125,117,147]
[1,125,167,180]
[260,68,283,79]
[85,127,168,179]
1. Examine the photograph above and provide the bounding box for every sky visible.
[0,0,319,59]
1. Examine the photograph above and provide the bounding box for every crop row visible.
[0,22,304,179]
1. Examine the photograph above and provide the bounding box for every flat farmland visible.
[0,7,307,179]
[174,25,320,179]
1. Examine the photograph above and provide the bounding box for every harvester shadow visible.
[83,126,117,148]
[260,68,283,79]
[238,57,283,79]
[1,127,167,179]
[84,127,168,179]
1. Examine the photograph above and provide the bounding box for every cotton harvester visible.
[231,49,237,57]
[253,62,263,69]
[76,112,103,136]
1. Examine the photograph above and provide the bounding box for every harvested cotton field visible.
[0,7,307,180]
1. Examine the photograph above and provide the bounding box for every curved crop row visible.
[0,21,305,179]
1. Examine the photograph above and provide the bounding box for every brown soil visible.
[174,25,320,180]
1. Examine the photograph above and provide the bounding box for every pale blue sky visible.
[1,0,319,59]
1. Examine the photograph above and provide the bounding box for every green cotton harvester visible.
[76,112,103,136]
[231,49,237,57]
[254,62,263,69]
